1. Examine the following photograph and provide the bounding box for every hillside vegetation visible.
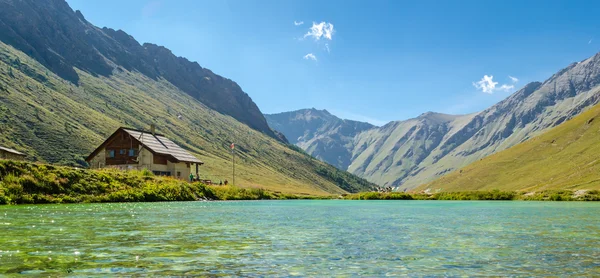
[0,160,336,205]
[418,101,600,192]
[0,0,275,137]
[0,41,375,195]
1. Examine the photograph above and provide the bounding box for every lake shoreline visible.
[2,160,599,205]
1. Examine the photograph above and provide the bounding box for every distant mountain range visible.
[0,0,375,194]
[266,109,375,170]
[269,52,600,189]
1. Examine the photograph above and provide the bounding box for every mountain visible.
[418,100,600,192]
[271,53,600,190]
[0,0,375,195]
[0,0,276,139]
[265,109,375,169]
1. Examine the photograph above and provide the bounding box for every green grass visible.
[0,159,337,205]
[0,41,375,195]
[416,101,600,193]
[342,189,600,201]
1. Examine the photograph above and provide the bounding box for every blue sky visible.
[67,0,600,126]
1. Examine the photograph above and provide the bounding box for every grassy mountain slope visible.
[0,0,276,138]
[266,109,374,170]
[418,101,600,192]
[0,41,375,195]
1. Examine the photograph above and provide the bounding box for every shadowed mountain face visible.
[0,0,276,138]
[265,109,375,170]
[270,53,600,189]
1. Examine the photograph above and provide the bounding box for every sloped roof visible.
[0,146,25,156]
[122,128,203,164]
[86,127,203,164]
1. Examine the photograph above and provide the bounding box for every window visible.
[108,150,115,158]
[120,149,126,155]
[129,149,136,156]
[177,171,181,177]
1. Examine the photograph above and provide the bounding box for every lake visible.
[0,200,599,276]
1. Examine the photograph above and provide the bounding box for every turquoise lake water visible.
[0,200,599,276]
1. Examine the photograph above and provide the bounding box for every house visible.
[0,146,26,160]
[85,127,203,179]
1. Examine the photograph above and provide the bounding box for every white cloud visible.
[294,21,304,26]
[473,75,517,94]
[589,38,593,44]
[303,53,317,61]
[499,84,514,91]
[325,43,330,53]
[304,22,335,40]
[473,75,498,94]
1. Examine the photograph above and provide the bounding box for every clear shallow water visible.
[0,201,599,276]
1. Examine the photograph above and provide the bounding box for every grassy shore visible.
[343,189,600,201]
[0,160,333,205]
[2,160,599,204]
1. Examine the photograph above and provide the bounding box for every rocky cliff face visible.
[266,109,375,169]
[0,0,276,138]
[271,53,600,189]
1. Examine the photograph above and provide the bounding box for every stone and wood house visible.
[0,146,26,160]
[85,127,203,179]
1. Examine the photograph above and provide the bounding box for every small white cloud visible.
[294,21,304,26]
[303,53,317,61]
[499,84,514,91]
[589,38,593,44]
[473,75,498,94]
[304,22,335,40]
[325,43,330,53]
[473,75,516,94]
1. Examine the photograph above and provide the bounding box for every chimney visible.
[150,124,156,136]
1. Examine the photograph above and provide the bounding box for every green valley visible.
[0,40,374,195]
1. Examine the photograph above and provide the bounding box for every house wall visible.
[167,160,191,179]
[105,131,140,166]
[88,149,106,169]
[0,150,25,161]
[138,147,154,168]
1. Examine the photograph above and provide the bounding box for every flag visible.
[230,143,235,150]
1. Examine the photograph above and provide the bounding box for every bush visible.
[0,160,288,204]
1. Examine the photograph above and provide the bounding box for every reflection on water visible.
[0,201,599,275]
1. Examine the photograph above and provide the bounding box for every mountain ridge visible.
[270,51,600,189]
[266,109,375,170]
[0,0,277,139]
